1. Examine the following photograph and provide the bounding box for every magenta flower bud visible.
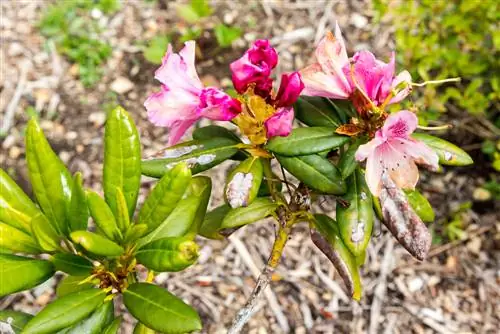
[274,72,304,107]
[230,39,278,95]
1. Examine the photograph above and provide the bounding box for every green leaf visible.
[60,301,114,334]
[86,191,122,242]
[336,169,374,256]
[224,157,263,208]
[0,310,33,333]
[114,187,130,233]
[221,198,278,230]
[133,322,156,334]
[102,317,122,334]
[184,176,212,235]
[123,283,202,333]
[22,289,106,334]
[31,213,61,252]
[0,254,54,297]
[412,133,473,166]
[276,154,346,194]
[294,96,341,127]
[25,119,72,235]
[70,231,124,257]
[137,195,199,248]
[136,237,199,272]
[214,24,242,47]
[192,125,241,142]
[404,189,435,223]
[143,35,169,65]
[137,163,192,233]
[104,106,141,219]
[311,215,362,300]
[141,138,238,178]
[0,168,41,234]
[199,204,231,240]
[68,173,88,232]
[123,224,148,244]
[51,253,93,276]
[56,275,94,297]
[338,139,361,180]
[266,127,349,156]
[0,223,41,254]
[191,0,213,17]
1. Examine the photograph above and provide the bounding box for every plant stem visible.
[228,222,291,334]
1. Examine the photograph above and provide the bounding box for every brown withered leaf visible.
[335,123,364,137]
[379,172,431,261]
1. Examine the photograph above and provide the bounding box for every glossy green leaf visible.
[102,317,122,334]
[294,96,341,127]
[60,301,114,334]
[123,283,202,333]
[0,254,54,297]
[51,253,93,276]
[266,127,349,156]
[137,195,199,248]
[123,224,148,244]
[192,125,241,142]
[70,231,124,257]
[103,105,141,219]
[0,168,41,234]
[114,187,130,233]
[404,189,435,223]
[56,276,93,297]
[133,322,156,334]
[373,196,383,220]
[25,119,72,235]
[0,310,33,333]
[87,191,122,242]
[336,169,374,256]
[136,237,199,272]
[224,157,263,209]
[31,213,61,252]
[199,204,231,240]
[0,223,41,254]
[412,133,473,166]
[68,173,88,232]
[221,198,278,230]
[311,214,362,300]
[276,154,346,194]
[22,289,106,334]
[338,139,361,180]
[184,176,212,235]
[141,138,238,178]
[137,163,192,233]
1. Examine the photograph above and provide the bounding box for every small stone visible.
[351,13,368,28]
[408,277,424,292]
[88,112,106,127]
[467,237,482,255]
[59,151,71,164]
[9,146,21,159]
[110,77,134,94]
[473,187,491,201]
[65,131,78,141]
[2,135,16,149]
[8,42,23,57]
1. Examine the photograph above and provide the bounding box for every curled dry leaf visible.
[379,172,431,260]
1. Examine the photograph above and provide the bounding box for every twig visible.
[427,225,494,258]
[1,65,28,136]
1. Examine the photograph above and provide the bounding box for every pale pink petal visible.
[364,151,384,196]
[144,86,200,127]
[355,135,384,161]
[166,119,198,146]
[382,110,418,139]
[377,142,419,192]
[300,63,351,99]
[264,107,294,138]
[178,40,201,84]
[389,70,412,104]
[396,138,439,171]
[334,21,349,64]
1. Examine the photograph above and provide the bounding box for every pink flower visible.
[300,23,412,109]
[145,41,240,145]
[355,111,439,196]
[263,72,304,138]
[230,39,278,96]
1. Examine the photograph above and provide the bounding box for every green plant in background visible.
[38,0,119,87]
[0,106,205,333]
[143,35,171,64]
[375,0,499,121]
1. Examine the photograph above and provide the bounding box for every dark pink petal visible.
[264,107,294,138]
[165,119,198,146]
[343,51,387,103]
[247,39,278,69]
[381,110,418,139]
[199,88,241,121]
[274,72,304,107]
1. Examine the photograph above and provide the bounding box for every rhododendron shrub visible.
[0,24,473,333]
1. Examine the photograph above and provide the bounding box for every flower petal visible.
[199,88,241,121]
[355,135,384,161]
[274,72,304,107]
[364,151,384,196]
[166,119,198,146]
[389,70,413,104]
[264,107,294,138]
[379,141,419,191]
[382,110,418,139]
[300,63,351,99]
[397,138,439,171]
